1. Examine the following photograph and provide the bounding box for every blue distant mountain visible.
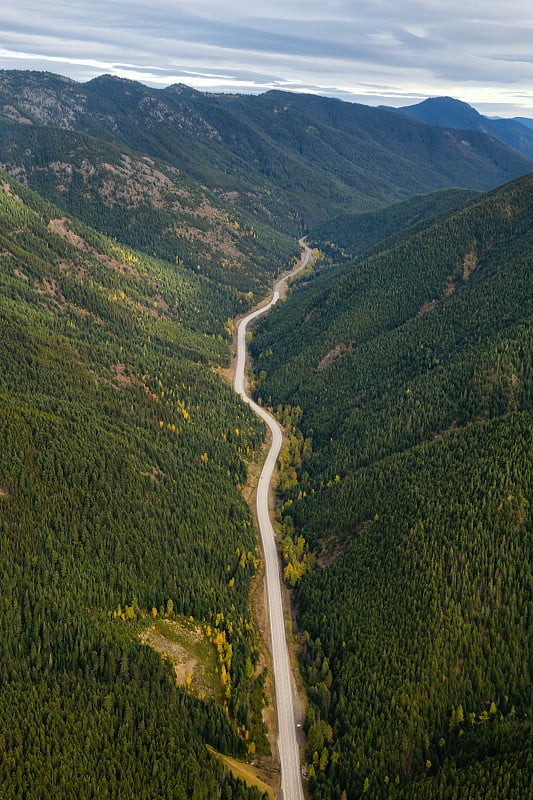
[512,116,533,130]
[385,96,533,158]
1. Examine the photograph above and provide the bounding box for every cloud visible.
[0,1,532,116]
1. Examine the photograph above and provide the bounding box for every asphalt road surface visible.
[234,241,313,800]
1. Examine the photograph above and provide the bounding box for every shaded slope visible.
[238,90,533,194]
[513,116,533,130]
[251,173,533,799]
[309,188,479,261]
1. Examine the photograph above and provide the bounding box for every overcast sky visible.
[1,1,532,116]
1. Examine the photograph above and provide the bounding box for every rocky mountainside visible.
[0,71,532,256]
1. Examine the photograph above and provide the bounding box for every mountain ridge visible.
[386,95,533,158]
[0,70,531,244]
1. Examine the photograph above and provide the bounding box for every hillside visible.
[309,187,479,262]
[0,115,298,296]
[0,169,273,798]
[251,173,533,798]
[0,71,532,242]
[390,96,533,159]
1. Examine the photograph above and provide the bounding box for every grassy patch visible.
[140,616,222,700]
[207,747,277,799]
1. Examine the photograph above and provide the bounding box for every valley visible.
[0,68,531,800]
[235,240,315,800]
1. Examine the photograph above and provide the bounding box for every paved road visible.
[235,240,313,800]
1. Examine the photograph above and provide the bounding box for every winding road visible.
[234,240,313,800]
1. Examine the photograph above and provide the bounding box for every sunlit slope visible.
[0,170,269,799]
[0,115,298,295]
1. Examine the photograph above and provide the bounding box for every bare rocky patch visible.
[462,243,479,281]
[48,218,91,251]
[35,276,60,299]
[1,104,32,124]
[316,341,354,371]
[418,299,438,315]
[418,277,457,316]
[1,181,24,201]
[434,418,460,440]
[110,362,136,388]
[96,155,177,208]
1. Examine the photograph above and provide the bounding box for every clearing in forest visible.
[140,616,222,699]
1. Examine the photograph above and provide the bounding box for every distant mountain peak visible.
[392,95,533,158]
[164,83,200,95]
[420,96,475,108]
[85,73,142,88]
[399,96,483,122]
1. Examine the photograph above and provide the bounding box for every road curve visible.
[235,240,313,800]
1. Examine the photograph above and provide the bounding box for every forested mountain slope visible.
[309,188,479,261]
[1,68,532,800]
[251,173,533,798]
[1,71,532,239]
[0,115,298,296]
[0,170,272,798]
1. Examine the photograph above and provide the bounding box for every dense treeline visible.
[309,188,479,263]
[0,172,272,797]
[296,413,531,798]
[251,173,533,797]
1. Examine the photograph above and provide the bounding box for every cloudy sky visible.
[1,1,532,116]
